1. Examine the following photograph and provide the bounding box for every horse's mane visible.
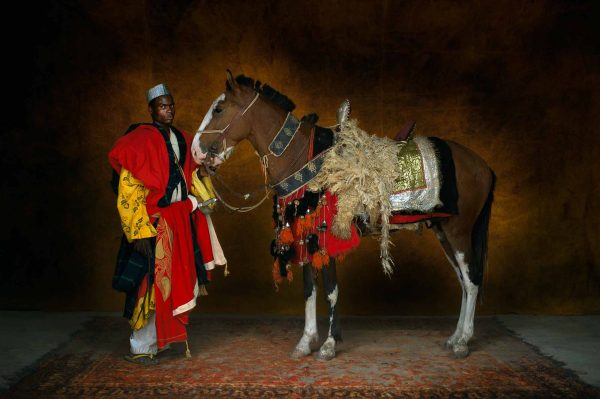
[234,74,296,113]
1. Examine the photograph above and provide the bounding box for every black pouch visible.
[112,236,150,293]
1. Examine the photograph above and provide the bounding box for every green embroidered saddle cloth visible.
[394,139,426,193]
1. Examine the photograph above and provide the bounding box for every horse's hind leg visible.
[316,259,341,361]
[436,223,479,358]
[291,263,319,358]
[436,142,494,358]
[433,225,467,350]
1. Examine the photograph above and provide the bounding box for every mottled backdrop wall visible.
[2,0,598,315]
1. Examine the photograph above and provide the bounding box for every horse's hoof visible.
[290,346,311,359]
[452,342,470,358]
[290,334,319,359]
[315,339,336,361]
[444,334,461,350]
[316,348,336,361]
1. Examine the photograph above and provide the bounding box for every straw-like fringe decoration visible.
[308,119,407,275]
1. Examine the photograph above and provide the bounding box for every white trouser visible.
[129,313,157,355]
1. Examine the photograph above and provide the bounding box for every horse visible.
[192,71,496,360]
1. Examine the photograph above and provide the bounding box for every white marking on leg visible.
[441,251,466,346]
[305,286,318,337]
[292,286,318,358]
[326,285,338,336]
[327,285,338,308]
[318,284,339,360]
[455,251,478,344]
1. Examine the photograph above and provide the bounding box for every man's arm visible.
[117,168,157,243]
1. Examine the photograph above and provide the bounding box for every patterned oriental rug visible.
[3,316,599,399]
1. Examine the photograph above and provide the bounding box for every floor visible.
[0,312,598,391]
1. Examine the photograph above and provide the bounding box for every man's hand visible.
[198,198,217,214]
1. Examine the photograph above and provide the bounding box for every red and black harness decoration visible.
[269,124,360,287]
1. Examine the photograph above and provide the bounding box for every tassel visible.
[312,252,323,269]
[199,284,208,296]
[185,340,192,358]
[279,227,294,245]
[284,204,295,222]
[306,234,319,254]
[321,250,330,267]
[286,266,293,283]
[294,219,304,237]
[273,259,282,289]
[224,263,230,277]
[303,213,314,231]
[313,249,330,269]
[336,254,346,263]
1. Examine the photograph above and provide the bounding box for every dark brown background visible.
[1,0,598,316]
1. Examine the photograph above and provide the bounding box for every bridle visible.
[196,91,274,213]
[196,92,260,167]
[196,90,320,213]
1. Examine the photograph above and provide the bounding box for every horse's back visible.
[444,140,493,179]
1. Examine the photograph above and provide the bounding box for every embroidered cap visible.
[146,83,172,103]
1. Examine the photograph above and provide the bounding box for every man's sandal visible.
[124,353,159,365]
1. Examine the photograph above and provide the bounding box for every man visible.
[109,84,217,365]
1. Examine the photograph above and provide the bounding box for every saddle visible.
[394,120,416,142]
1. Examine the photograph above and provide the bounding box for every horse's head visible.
[192,71,295,173]
[192,71,263,170]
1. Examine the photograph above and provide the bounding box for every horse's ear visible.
[226,69,237,91]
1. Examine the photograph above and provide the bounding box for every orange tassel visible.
[272,259,282,289]
[279,227,294,245]
[294,220,304,237]
[312,252,322,269]
[303,213,314,230]
[321,251,330,267]
[312,251,328,270]
[286,267,294,283]
[336,254,345,263]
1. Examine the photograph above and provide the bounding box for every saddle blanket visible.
[390,135,443,213]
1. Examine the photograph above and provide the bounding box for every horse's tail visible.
[471,169,496,289]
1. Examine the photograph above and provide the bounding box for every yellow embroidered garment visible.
[394,139,426,192]
[117,168,157,242]
[190,169,217,209]
[130,285,156,330]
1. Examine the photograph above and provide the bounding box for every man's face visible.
[149,95,175,126]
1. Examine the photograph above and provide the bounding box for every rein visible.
[211,163,271,213]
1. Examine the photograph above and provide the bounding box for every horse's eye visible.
[214,107,222,114]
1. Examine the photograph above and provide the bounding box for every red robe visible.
[109,124,213,348]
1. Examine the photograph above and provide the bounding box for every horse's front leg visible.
[316,259,342,361]
[291,263,319,358]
